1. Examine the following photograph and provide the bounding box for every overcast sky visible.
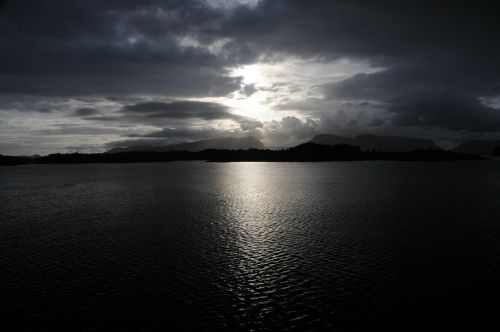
[1,0,500,154]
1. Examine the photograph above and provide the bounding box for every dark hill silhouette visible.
[453,139,500,155]
[311,134,440,152]
[201,143,479,162]
[108,136,264,153]
[0,154,32,166]
[207,143,363,162]
[494,146,500,156]
[1,143,482,166]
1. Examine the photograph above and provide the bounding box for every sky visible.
[1,0,500,155]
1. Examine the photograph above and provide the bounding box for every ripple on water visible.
[1,161,500,330]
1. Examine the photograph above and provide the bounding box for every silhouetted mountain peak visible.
[311,134,440,152]
[453,139,500,155]
[108,136,264,153]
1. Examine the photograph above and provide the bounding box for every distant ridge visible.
[1,142,482,166]
[311,134,440,152]
[108,136,264,153]
[453,140,500,155]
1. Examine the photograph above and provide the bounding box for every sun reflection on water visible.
[218,164,285,269]
[211,162,322,326]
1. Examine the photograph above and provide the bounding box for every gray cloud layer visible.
[389,93,500,133]
[222,0,500,134]
[4,1,499,98]
[121,101,238,120]
[1,0,500,153]
[0,0,245,97]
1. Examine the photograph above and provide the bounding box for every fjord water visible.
[1,161,500,330]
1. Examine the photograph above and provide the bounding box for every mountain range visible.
[109,136,264,153]
[3,134,500,164]
[108,134,500,154]
[452,140,500,155]
[109,133,443,154]
[310,134,441,152]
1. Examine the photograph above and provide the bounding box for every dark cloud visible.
[322,59,500,102]
[368,118,385,127]
[3,1,500,99]
[241,84,258,97]
[389,93,500,133]
[121,100,240,120]
[3,0,500,100]
[0,0,245,97]
[34,125,126,136]
[0,56,242,98]
[224,0,500,132]
[74,108,100,117]
[223,1,500,61]
[126,127,224,139]
[84,116,121,122]
[80,100,263,131]
[35,107,52,113]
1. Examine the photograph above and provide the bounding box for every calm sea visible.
[1,161,500,330]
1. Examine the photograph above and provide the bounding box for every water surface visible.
[1,161,500,330]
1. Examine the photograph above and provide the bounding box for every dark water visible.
[1,161,500,331]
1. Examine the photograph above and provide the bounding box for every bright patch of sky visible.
[217,58,383,122]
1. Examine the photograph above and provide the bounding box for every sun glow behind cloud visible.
[233,65,265,85]
[222,59,383,123]
[226,65,271,121]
